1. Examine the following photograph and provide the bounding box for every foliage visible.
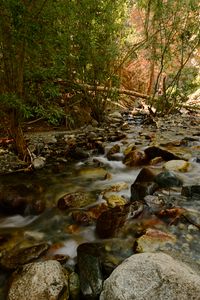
[134,0,200,114]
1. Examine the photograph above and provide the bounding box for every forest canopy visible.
[0,0,199,160]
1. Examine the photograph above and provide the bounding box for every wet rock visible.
[32,156,46,169]
[121,122,129,130]
[68,146,90,160]
[0,184,34,215]
[123,143,136,156]
[100,238,135,276]
[109,111,123,122]
[7,260,69,300]
[106,144,120,160]
[181,185,200,198]
[103,194,127,208]
[57,192,94,210]
[102,182,129,193]
[123,149,147,167]
[78,167,107,179]
[149,156,164,165]
[135,228,176,253]
[154,171,183,188]
[130,168,158,201]
[0,242,49,270]
[72,203,108,226]
[100,252,200,300]
[144,195,166,213]
[77,243,103,299]
[96,205,129,238]
[72,211,93,226]
[107,132,126,142]
[69,271,80,300]
[164,160,190,172]
[144,146,181,161]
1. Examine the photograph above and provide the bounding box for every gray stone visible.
[7,260,69,300]
[100,252,200,300]
[32,156,46,169]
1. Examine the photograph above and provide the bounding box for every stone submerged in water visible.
[144,146,181,161]
[7,260,69,300]
[181,185,200,198]
[130,167,158,201]
[100,252,200,300]
[77,243,103,299]
[135,228,176,253]
[154,171,183,188]
[0,242,49,270]
[164,160,191,172]
[123,149,147,167]
[57,191,95,210]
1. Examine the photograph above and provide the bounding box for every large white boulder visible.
[7,260,69,300]
[100,252,200,300]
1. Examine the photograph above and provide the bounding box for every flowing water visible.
[0,114,200,297]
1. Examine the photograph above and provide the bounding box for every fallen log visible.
[56,80,150,100]
[79,84,150,100]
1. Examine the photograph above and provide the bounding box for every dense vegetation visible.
[0,0,199,160]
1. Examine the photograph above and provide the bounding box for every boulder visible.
[57,192,94,210]
[154,171,183,188]
[130,168,158,201]
[144,146,181,161]
[77,243,103,299]
[136,228,176,253]
[181,185,200,198]
[100,253,200,300]
[123,149,147,167]
[106,144,120,160]
[164,160,191,172]
[103,194,127,208]
[7,260,69,300]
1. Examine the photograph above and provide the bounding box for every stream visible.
[0,111,200,298]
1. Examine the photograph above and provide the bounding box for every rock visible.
[109,112,123,121]
[69,271,80,300]
[72,203,108,226]
[103,194,127,208]
[144,195,165,213]
[136,228,176,253]
[144,146,181,161]
[78,167,107,179]
[77,243,103,299]
[154,171,183,188]
[32,156,46,169]
[57,192,94,210]
[121,122,129,130]
[123,149,147,167]
[102,182,129,193]
[0,242,49,270]
[100,253,200,300]
[149,156,164,165]
[106,144,120,160]
[130,168,158,201]
[7,260,69,300]
[100,238,135,276]
[72,211,93,226]
[123,143,136,156]
[96,205,129,238]
[164,160,191,172]
[181,185,200,198]
[0,184,35,215]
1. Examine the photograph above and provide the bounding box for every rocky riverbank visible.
[0,108,200,299]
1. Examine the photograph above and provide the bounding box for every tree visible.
[0,0,58,160]
[132,0,200,114]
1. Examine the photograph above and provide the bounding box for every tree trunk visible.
[10,110,30,162]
